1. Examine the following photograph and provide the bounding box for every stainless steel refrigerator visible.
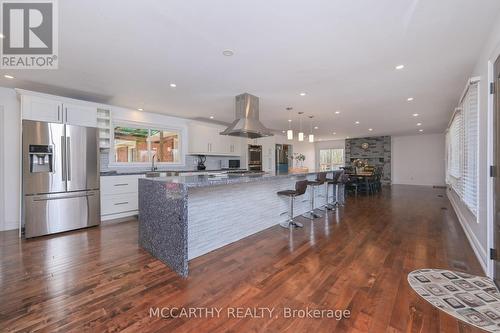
[22,120,100,238]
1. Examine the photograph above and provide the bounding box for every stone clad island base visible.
[138,171,344,277]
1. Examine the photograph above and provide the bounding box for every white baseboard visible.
[447,190,488,274]
[1,220,19,232]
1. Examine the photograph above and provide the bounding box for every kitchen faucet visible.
[152,153,158,171]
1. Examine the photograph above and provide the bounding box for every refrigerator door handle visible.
[66,136,71,181]
[61,135,66,181]
[33,192,96,202]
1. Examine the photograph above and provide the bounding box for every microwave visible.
[222,159,240,169]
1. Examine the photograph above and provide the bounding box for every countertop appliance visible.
[22,120,100,238]
[220,93,273,139]
[221,159,240,169]
[248,145,262,171]
[197,155,207,170]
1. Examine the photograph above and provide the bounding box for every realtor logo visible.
[1,0,58,69]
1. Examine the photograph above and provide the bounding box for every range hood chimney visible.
[220,93,273,139]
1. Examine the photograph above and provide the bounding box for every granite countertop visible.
[100,169,246,176]
[141,170,342,188]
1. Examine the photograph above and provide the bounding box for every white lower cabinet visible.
[100,175,144,221]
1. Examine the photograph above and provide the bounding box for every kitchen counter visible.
[138,170,345,277]
[100,169,246,176]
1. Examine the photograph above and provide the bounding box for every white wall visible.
[291,140,316,170]
[0,87,20,231]
[391,134,446,186]
[448,12,500,274]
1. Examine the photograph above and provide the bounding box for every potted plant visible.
[293,153,306,168]
[353,159,368,174]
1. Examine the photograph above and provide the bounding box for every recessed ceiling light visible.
[282,130,286,133]
[346,136,350,139]
[209,116,214,119]
[3,74,14,79]
[412,113,419,117]
[419,129,424,132]
[288,119,292,122]
[314,126,318,130]
[355,121,360,124]
[335,111,341,114]
[137,108,143,111]
[169,83,177,88]
[368,128,373,131]
[299,92,306,96]
[0,33,4,39]
[222,49,234,56]
[417,123,422,126]
[395,64,405,70]
[407,97,414,102]
[333,132,337,135]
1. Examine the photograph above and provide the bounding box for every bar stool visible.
[324,170,344,210]
[277,179,308,228]
[302,172,327,220]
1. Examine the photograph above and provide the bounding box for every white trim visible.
[448,189,487,274]
[487,58,497,278]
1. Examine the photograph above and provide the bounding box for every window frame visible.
[109,120,186,167]
[319,148,345,171]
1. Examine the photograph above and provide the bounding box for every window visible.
[319,148,345,171]
[446,79,479,216]
[113,125,182,164]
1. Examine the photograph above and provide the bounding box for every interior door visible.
[494,55,500,286]
[66,125,99,192]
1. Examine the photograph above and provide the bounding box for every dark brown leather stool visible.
[277,179,308,228]
[302,172,327,220]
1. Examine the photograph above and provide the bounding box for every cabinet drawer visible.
[101,193,138,216]
[101,175,142,195]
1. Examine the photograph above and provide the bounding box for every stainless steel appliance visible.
[220,93,273,139]
[22,120,100,238]
[275,144,292,173]
[248,145,262,171]
[221,159,241,169]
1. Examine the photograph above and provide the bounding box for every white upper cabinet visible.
[21,95,63,123]
[188,122,242,156]
[64,103,97,127]
[20,93,98,128]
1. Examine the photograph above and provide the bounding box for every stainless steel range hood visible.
[220,93,273,139]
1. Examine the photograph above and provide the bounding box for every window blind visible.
[445,78,479,217]
[462,82,479,214]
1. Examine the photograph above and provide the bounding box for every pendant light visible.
[308,115,314,143]
[298,112,304,141]
[286,107,293,140]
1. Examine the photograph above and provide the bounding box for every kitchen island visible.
[138,170,344,277]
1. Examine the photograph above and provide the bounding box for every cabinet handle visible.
[57,106,61,122]
[114,183,129,186]
[65,107,68,122]
[114,202,129,205]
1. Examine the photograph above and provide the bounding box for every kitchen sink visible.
[146,172,161,178]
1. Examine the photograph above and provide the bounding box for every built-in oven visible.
[248,145,262,171]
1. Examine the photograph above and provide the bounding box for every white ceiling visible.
[2,0,500,140]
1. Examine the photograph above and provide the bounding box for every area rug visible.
[408,269,500,332]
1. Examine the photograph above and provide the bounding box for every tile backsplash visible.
[100,151,241,172]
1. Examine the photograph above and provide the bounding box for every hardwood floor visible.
[0,185,486,332]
